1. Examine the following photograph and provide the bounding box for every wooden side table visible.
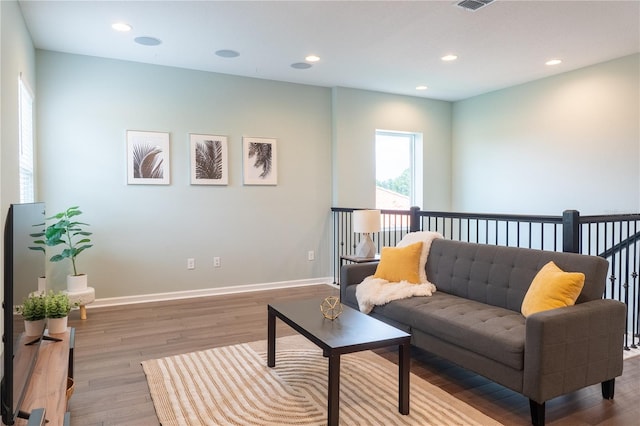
[340,254,380,264]
[340,254,379,269]
[338,255,379,285]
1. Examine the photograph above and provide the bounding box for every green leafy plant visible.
[29,222,46,256]
[30,206,92,276]
[16,293,47,321]
[45,291,72,319]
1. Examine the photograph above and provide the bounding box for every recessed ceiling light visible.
[305,55,320,62]
[215,49,240,58]
[112,22,132,32]
[134,36,161,46]
[546,59,562,66]
[416,85,428,90]
[441,54,458,62]
[291,62,312,69]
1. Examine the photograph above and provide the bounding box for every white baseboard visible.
[89,277,336,309]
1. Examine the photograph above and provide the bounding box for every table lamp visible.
[353,209,381,258]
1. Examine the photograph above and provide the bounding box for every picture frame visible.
[126,130,170,185]
[243,137,277,185]
[190,134,229,185]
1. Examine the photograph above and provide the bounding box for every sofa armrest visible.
[523,298,626,403]
[339,262,378,300]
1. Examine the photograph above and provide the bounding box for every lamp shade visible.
[353,209,381,234]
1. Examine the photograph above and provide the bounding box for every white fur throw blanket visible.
[356,231,442,314]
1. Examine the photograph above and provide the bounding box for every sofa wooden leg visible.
[529,400,545,426]
[601,378,615,399]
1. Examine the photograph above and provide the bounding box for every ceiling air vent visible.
[456,0,494,12]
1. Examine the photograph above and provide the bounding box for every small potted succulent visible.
[17,293,47,336]
[45,291,72,334]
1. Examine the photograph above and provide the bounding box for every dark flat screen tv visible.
[1,202,46,425]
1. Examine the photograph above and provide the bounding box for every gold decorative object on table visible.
[320,296,343,320]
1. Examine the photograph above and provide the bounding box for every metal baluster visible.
[633,219,639,348]
[623,220,630,350]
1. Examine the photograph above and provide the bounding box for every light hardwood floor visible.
[66,284,640,425]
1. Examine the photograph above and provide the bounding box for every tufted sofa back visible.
[425,239,609,312]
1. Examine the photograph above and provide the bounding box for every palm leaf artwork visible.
[195,140,223,179]
[248,142,272,178]
[133,143,164,179]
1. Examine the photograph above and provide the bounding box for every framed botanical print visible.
[243,137,277,185]
[127,130,170,185]
[190,134,228,185]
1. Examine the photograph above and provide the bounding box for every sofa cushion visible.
[521,261,585,317]
[384,293,526,370]
[342,286,526,370]
[373,242,423,284]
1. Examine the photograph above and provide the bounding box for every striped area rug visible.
[142,336,502,425]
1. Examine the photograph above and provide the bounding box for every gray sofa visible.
[340,238,626,426]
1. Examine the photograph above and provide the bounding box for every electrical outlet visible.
[214,257,221,268]
[187,258,195,270]
[308,250,315,261]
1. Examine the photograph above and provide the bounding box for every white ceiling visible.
[18,0,640,101]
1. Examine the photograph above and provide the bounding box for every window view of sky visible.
[376,133,410,181]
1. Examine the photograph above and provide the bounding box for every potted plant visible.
[32,206,93,292]
[17,293,47,336]
[45,291,72,334]
[29,222,48,293]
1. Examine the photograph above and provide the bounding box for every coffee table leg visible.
[399,341,410,414]
[267,308,276,367]
[327,353,340,426]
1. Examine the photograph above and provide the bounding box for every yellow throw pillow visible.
[521,261,585,317]
[373,242,423,284]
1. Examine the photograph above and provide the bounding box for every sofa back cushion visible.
[425,239,609,312]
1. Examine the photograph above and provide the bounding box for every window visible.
[19,75,35,203]
[375,130,423,210]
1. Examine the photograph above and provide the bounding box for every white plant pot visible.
[48,316,68,334]
[24,319,46,336]
[67,274,88,292]
[37,276,47,294]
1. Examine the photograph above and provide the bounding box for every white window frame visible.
[19,74,35,203]
[375,129,423,210]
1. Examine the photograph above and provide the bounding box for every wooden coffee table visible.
[267,298,411,426]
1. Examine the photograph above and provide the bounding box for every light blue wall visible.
[332,87,452,209]
[452,54,640,215]
[35,51,457,299]
[36,51,333,297]
[29,50,640,298]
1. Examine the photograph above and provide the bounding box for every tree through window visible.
[375,130,422,210]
